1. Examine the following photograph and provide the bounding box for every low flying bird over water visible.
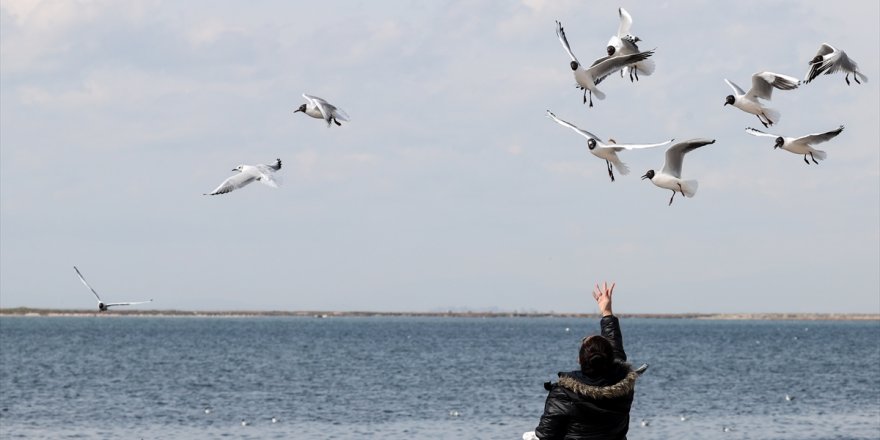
[745,125,844,164]
[555,20,655,107]
[724,72,800,127]
[204,159,282,196]
[546,110,673,182]
[605,7,654,82]
[294,94,350,127]
[804,43,867,85]
[73,266,152,312]
[641,139,716,206]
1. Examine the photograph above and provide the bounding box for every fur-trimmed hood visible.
[556,361,638,400]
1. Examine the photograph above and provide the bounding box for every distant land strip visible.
[0,308,877,320]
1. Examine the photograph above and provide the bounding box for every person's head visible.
[579,335,614,375]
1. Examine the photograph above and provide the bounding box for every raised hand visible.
[592,281,616,317]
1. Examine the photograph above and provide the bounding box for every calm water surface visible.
[1,316,878,439]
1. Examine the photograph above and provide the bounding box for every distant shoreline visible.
[0,308,877,320]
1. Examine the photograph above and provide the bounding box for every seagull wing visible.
[587,50,654,81]
[617,7,633,38]
[329,104,350,122]
[105,299,153,308]
[615,139,674,150]
[805,44,839,82]
[254,164,281,188]
[825,50,858,75]
[796,125,844,145]
[303,93,331,122]
[724,79,745,96]
[661,138,715,178]
[555,21,579,64]
[747,72,799,101]
[73,266,103,302]
[546,110,600,141]
[205,172,257,195]
[744,127,780,138]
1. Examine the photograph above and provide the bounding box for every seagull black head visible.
[587,138,597,150]
[810,55,823,64]
[724,95,735,106]
[641,170,655,180]
[570,61,579,71]
[774,137,784,148]
[606,46,616,56]
[294,104,306,113]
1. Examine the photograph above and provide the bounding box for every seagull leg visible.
[606,160,615,182]
[757,115,769,128]
[668,190,676,206]
[333,117,341,126]
[583,88,587,104]
[845,74,851,86]
[803,154,810,165]
[810,152,819,164]
[854,74,862,85]
[588,90,594,108]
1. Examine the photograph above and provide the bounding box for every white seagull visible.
[204,159,282,196]
[723,72,800,127]
[294,94,350,127]
[73,266,152,312]
[804,43,868,85]
[555,20,655,107]
[546,110,673,182]
[745,125,844,164]
[605,7,655,82]
[641,138,716,206]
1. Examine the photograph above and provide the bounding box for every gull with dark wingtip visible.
[204,159,282,196]
[804,43,867,85]
[555,20,655,107]
[641,139,715,206]
[724,72,800,128]
[605,7,654,82]
[745,125,844,164]
[73,266,153,312]
[546,110,673,182]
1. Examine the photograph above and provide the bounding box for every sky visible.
[1,0,878,314]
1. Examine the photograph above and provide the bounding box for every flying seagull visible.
[641,139,716,206]
[605,8,654,82]
[204,159,282,196]
[546,110,673,182]
[745,125,844,164]
[724,72,800,127]
[73,266,152,312]
[294,94,350,127]
[555,20,655,107]
[804,43,867,85]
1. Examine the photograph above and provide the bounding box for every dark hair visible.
[579,335,613,375]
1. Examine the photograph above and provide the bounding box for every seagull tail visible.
[681,180,698,198]
[763,107,781,125]
[592,88,606,101]
[635,58,655,76]
[811,150,827,161]
[855,72,869,83]
[614,159,630,176]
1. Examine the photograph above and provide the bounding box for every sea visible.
[0,316,878,440]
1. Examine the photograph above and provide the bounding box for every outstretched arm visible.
[593,282,626,361]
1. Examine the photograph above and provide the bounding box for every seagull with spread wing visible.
[605,7,655,82]
[555,20,655,107]
[804,43,867,85]
[204,159,282,196]
[723,72,800,127]
[546,110,673,182]
[641,139,716,206]
[745,125,844,164]
[294,94,350,127]
[73,266,152,312]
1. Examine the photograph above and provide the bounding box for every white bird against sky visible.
[745,125,844,164]
[204,159,282,196]
[546,110,673,182]
[555,20,655,107]
[723,72,800,128]
[605,7,655,82]
[641,138,716,206]
[73,266,152,312]
[804,43,868,86]
[294,94,350,127]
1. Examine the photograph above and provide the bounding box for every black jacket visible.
[534,316,637,440]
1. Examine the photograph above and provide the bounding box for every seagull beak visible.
[640,173,650,180]
[723,102,728,106]
[293,108,302,113]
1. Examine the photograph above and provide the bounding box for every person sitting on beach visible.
[531,282,641,440]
